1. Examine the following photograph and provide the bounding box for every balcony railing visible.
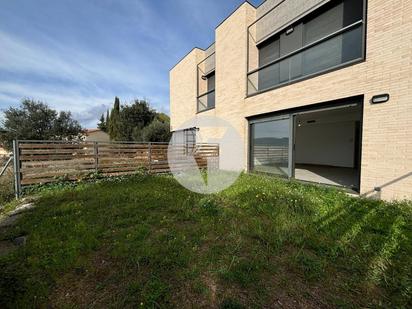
[248,21,363,95]
[247,0,366,96]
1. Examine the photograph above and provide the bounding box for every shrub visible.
[141,120,172,143]
[0,161,14,206]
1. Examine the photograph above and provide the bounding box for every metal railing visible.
[247,0,367,96]
[247,21,364,95]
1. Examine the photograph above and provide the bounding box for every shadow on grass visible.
[313,197,412,306]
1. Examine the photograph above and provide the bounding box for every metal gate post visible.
[12,140,21,198]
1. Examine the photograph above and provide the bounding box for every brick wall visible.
[170,0,412,200]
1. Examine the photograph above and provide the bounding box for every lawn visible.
[0,173,411,308]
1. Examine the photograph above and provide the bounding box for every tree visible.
[104,97,168,142]
[155,113,170,123]
[52,111,83,139]
[97,113,107,132]
[119,99,156,141]
[141,120,172,143]
[105,110,109,130]
[0,99,83,150]
[108,97,121,140]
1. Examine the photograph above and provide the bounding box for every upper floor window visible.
[197,52,216,112]
[247,0,365,96]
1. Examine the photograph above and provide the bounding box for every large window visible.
[248,0,365,95]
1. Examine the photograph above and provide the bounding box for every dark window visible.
[258,38,280,89]
[343,0,364,26]
[250,118,290,176]
[198,71,215,112]
[303,1,345,44]
[250,0,364,95]
[258,37,280,66]
[207,73,215,92]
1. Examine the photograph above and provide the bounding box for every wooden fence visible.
[13,140,219,196]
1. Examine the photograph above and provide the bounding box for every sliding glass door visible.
[250,116,292,177]
[249,100,362,190]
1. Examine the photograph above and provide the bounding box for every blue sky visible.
[0,0,261,128]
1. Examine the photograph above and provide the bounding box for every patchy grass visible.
[0,173,411,308]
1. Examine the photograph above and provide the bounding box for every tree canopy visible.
[104,97,170,143]
[0,99,83,150]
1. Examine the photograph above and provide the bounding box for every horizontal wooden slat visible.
[19,143,94,149]
[20,154,96,161]
[20,148,95,155]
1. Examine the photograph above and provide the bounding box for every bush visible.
[0,161,14,206]
[141,120,172,143]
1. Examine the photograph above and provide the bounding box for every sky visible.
[0,0,262,128]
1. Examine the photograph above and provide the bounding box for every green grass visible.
[0,173,411,308]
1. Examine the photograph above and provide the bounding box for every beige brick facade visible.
[170,0,412,200]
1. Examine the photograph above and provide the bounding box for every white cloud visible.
[0,29,164,91]
[0,28,169,127]
[0,0,244,128]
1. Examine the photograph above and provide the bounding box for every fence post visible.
[148,142,152,174]
[94,142,99,173]
[12,140,21,199]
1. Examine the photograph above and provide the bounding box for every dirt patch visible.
[49,250,133,308]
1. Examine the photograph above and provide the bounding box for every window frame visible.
[197,53,216,113]
[246,0,367,98]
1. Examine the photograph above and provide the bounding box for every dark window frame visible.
[197,53,216,113]
[246,0,368,97]
[247,95,364,193]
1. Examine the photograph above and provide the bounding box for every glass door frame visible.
[248,101,362,187]
[248,114,294,178]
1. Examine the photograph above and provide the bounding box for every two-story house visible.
[170,0,412,200]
